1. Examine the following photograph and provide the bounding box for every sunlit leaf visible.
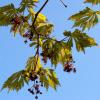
[39,68,60,90]
[37,23,54,36]
[1,70,29,92]
[72,29,97,52]
[25,56,42,72]
[69,7,100,30]
[84,0,100,5]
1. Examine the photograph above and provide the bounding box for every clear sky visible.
[0,0,100,100]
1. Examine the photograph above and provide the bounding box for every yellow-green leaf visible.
[69,7,100,30]
[84,0,100,5]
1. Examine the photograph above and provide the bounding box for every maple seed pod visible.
[73,68,76,73]
[40,52,44,56]
[64,62,74,72]
[23,34,28,37]
[33,74,38,80]
[31,91,35,95]
[24,40,28,44]
[22,16,27,22]
[11,18,15,23]
[36,90,40,94]
[63,64,70,71]
[40,92,42,94]
[69,56,72,59]
[41,84,43,87]
[73,61,76,63]
[30,74,38,81]
[35,85,39,90]
[29,37,32,41]
[12,16,21,25]
[66,68,72,72]
[28,88,31,92]
[30,90,34,94]
[30,76,35,81]
[35,96,38,100]
[15,17,21,24]
[42,56,47,64]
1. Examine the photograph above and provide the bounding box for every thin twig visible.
[39,34,68,42]
[32,0,49,26]
[60,0,67,7]
[60,36,68,41]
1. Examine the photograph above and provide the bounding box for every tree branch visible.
[30,0,49,41]
[32,0,49,71]
[32,0,49,26]
[60,0,67,7]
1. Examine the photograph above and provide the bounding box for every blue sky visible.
[0,0,100,100]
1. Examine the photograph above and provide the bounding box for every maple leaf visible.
[84,0,100,5]
[69,7,100,30]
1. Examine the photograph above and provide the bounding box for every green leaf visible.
[0,3,14,13]
[63,29,97,52]
[42,39,72,67]
[72,29,97,52]
[36,23,54,36]
[0,3,17,26]
[1,70,29,92]
[25,56,42,72]
[29,42,37,47]
[69,7,100,30]
[18,0,38,13]
[40,75,49,90]
[84,0,100,5]
[39,68,60,90]
[63,31,71,37]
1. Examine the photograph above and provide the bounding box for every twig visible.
[31,0,49,36]
[30,0,49,41]
[60,0,67,7]
[31,0,49,71]
[60,36,68,41]
[38,34,68,42]
[23,0,68,72]
[32,0,49,26]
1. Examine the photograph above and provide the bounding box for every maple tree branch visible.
[33,34,40,71]
[32,0,49,26]
[31,0,49,71]
[29,0,49,40]
[31,0,49,47]
[38,34,68,42]
[59,0,67,7]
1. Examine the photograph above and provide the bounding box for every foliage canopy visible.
[0,0,99,99]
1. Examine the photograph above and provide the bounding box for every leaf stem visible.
[59,0,67,7]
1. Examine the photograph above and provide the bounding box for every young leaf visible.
[1,70,29,92]
[0,4,16,26]
[39,68,60,90]
[84,0,100,5]
[19,0,38,13]
[36,23,54,36]
[69,7,100,30]
[25,56,42,72]
[72,29,97,52]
